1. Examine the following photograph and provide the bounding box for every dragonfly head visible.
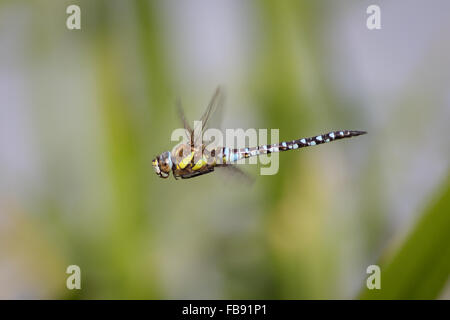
[152,151,173,179]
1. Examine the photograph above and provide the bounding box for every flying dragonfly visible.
[152,87,366,180]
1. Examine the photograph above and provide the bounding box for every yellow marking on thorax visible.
[177,151,195,169]
[192,156,208,171]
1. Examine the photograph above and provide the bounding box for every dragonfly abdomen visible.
[222,130,366,163]
[289,130,367,149]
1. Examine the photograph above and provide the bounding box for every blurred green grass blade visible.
[360,174,450,299]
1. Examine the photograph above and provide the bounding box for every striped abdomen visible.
[221,130,366,164]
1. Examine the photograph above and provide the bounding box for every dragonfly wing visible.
[176,98,195,146]
[216,164,255,185]
[193,86,225,146]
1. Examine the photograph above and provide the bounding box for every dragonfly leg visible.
[180,167,215,179]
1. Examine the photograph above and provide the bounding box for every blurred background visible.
[0,0,449,299]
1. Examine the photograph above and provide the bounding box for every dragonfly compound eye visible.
[152,158,162,177]
[154,152,172,178]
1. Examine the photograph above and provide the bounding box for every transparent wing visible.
[216,164,255,186]
[193,87,225,146]
[176,98,194,146]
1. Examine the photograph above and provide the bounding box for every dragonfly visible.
[152,87,366,180]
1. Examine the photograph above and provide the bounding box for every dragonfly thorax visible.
[152,151,173,178]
